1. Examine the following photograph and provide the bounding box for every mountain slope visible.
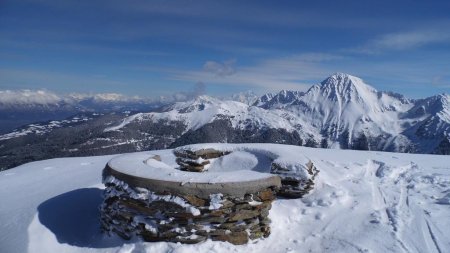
[106,95,309,134]
[399,94,450,153]
[105,95,314,148]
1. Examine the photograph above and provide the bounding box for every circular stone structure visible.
[101,144,318,245]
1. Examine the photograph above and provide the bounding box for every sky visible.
[0,0,449,99]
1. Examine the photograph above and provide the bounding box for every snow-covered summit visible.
[307,73,406,110]
[287,74,411,140]
[319,73,376,93]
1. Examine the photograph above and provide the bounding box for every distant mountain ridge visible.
[1,73,449,170]
[0,90,164,133]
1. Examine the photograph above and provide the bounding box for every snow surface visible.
[1,145,449,253]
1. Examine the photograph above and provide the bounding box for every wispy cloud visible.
[8,0,411,48]
[0,39,168,57]
[169,53,341,91]
[0,68,129,92]
[351,26,450,54]
[107,0,415,30]
[432,75,450,88]
[203,59,236,77]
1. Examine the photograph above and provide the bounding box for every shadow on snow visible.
[37,188,125,248]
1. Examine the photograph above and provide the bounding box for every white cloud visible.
[0,90,149,106]
[0,89,61,105]
[374,31,449,50]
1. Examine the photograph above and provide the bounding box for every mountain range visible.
[0,90,167,135]
[1,73,449,170]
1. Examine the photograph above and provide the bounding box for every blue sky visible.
[0,0,449,98]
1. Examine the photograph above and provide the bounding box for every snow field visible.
[0,145,449,253]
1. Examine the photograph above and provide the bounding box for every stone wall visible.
[271,161,319,198]
[101,172,277,245]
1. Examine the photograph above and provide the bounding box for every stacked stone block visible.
[101,174,277,245]
[174,148,230,172]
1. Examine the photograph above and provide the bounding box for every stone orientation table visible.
[100,144,318,244]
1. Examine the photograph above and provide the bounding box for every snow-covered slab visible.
[105,145,286,198]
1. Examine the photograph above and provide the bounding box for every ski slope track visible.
[1,144,449,253]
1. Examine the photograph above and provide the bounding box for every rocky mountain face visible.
[1,73,449,170]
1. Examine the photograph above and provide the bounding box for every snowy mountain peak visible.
[253,93,275,107]
[406,93,450,120]
[319,73,377,94]
[272,89,303,101]
[283,73,418,143]
[438,93,450,104]
[302,73,381,109]
[278,89,303,98]
[256,90,304,109]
